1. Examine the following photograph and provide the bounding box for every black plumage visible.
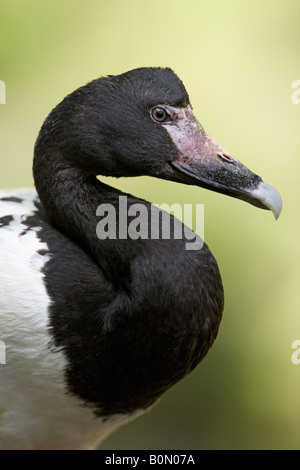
[0,67,281,448]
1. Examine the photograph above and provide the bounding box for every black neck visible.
[33,148,224,415]
[33,150,139,290]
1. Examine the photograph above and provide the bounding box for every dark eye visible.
[151,107,168,123]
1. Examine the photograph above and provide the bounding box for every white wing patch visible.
[0,189,129,449]
[0,188,39,217]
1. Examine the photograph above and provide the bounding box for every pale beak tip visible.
[251,182,282,220]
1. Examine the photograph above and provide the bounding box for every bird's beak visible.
[165,107,282,219]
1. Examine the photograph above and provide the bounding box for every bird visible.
[0,67,282,450]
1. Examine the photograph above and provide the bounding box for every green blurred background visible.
[0,0,299,450]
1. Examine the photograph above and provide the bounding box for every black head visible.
[35,67,188,176]
[34,67,282,218]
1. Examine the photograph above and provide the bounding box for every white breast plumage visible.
[0,190,127,449]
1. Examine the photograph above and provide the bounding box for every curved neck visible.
[33,150,138,289]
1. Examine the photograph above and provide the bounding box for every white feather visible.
[0,190,130,449]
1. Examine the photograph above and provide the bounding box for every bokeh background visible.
[0,0,299,450]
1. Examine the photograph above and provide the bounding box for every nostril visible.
[217,151,235,164]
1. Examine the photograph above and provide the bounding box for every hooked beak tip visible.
[250,182,282,220]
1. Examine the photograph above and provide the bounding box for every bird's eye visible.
[151,107,168,123]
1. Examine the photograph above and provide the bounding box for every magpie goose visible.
[0,67,282,450]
